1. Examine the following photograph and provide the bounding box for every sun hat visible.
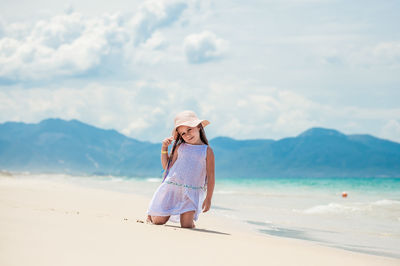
[171,110,210,140]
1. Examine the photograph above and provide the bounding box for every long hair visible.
[161,123,209,183]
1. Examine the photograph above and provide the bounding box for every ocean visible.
[11,172,400,258]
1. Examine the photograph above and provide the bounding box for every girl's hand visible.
[202,197,211,213]
[162,136,174,149]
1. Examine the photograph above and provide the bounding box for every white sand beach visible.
[0,174,399,266]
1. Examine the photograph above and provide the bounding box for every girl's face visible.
[177,125,202,144]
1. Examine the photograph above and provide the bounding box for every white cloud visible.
[0,0,399,144]
[133,32,169,64]
[130,0,187,45]
[199,81,400,141]
[183,31,228,64]
[367,41,400,66]
[317,41,400,68]
[0,12,115,81]
[1,80,399,142]
[201,82,319,138]
[380,120,400,143]
[0,0,187,82]
[0,82,167,139]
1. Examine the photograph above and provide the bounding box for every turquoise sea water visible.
[13,173,400,258]
[213,177,400,258]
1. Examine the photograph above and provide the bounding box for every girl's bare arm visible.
[161,143,179,169]
[205,146,215,200]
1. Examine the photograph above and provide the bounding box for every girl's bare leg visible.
[148,215,170,225]
[180,210,196,228]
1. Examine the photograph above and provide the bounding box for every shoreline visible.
[1,174,399,266]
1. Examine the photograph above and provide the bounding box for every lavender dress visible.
[146,142,208,223]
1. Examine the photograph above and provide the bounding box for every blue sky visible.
[0,0,399,143]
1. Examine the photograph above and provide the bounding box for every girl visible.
[146,110,215,228]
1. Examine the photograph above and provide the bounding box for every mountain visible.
[213,128,400,178]
[0,119,399,178]
[0,118,160,177]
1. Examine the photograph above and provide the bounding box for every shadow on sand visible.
[163,224,231,236]
[136,218,231,236]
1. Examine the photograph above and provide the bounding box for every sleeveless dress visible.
[146,142,208,223]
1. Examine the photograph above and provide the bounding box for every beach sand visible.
[0,175,398,266]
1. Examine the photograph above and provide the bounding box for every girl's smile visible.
[177,125,203,145]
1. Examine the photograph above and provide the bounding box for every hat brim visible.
[172,119,210,140]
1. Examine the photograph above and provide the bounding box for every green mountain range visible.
[0,118,399,178]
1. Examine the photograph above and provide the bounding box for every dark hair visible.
[162,124,209,182]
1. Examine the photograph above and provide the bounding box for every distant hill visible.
[0,118,399,178]
[0,118,159,177]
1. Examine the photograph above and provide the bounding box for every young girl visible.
[146,110,215,228]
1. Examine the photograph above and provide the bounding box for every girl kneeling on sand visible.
[146,110,215,228]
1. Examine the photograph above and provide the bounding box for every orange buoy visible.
[342,192,348,198]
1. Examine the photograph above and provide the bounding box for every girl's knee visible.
[180,220,195,228]
[153,219,165,225]
[180,210,195,228]
[181,223,193,228]
[151,216,169,225]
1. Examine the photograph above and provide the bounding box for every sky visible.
[0,0,399,143]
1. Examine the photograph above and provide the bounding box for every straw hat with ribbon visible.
[171,110,210,140]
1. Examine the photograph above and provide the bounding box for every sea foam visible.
[298,199,400,215]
